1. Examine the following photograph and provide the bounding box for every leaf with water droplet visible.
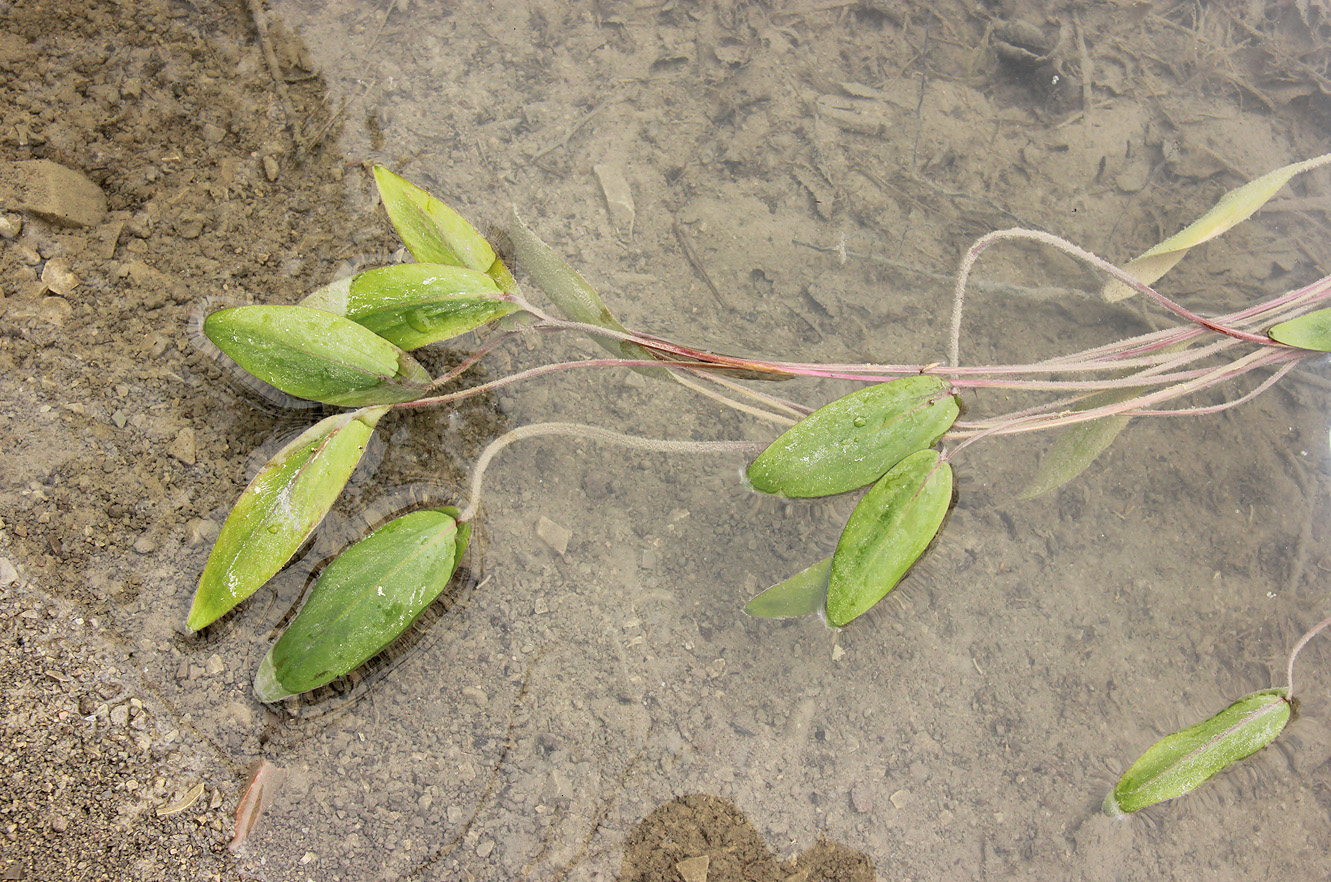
[253,508,471,701]
[745,557,830,618]
[188,407,389,631]
[1104,688,1291,815]
[301,263,520,350]
[827,449,952,626]
[1268,307,1331,352]
[204,305,430,405]
[747,377,959,498]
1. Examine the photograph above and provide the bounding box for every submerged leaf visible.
[745,557,831,618]
[1104,153,1331,301]
[747,377,959,498]
[1018,389,1137,500]
[253,508,471,702]
[229,761,286,852]
[187,407,388,631]
[1268,307,1331,352]
[1105,689,1291,815]
[204,305,430,405]
[373,166,513,286]
[826,449,952,627]
[301,263,520,350]
[504,208,665,375]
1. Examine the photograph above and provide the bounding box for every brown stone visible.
[0,159,107,228]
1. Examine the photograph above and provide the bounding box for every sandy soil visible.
[4,0,1331,880]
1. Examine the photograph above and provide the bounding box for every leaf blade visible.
[747,377,959,498]
[1018,389,1137,500]
[1105,688,1291,815]
[1103,153,1331,301]
[373,166,500,276]
[187,406,389,631]
[302,264,520,350]
[745,557,831,618]
[204,305,430,405]
[252,508,471,701]
[826,450,952,627]
[503,208,666,375]
[1268,307,1331,352]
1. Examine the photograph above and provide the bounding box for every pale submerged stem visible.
[458,423,763,524]
[1286,612,1331,700]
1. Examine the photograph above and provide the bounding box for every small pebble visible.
[475,839,494,858]
[169,427,196,465]
[675,855,710,882]
[132,535,157,555]
[536,516,571,555]
[851,780,874,813]
[185,518,219,547]
[263,155,280,182]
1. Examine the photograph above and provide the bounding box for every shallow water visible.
[5,1,1331,880]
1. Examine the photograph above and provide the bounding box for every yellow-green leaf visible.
[1103,153,1331,301]
[204,305,430,406]
[253,508,470,701]
[504,208,665,375]
[1018,388,1138,500]
[187,407,388,631]
[373,166,502,277]
[1268,307,1331,352]
[1104,689,1291,815]
[745,557,830,618]
[301,264,520,350]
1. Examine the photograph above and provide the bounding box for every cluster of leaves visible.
[190,157,1331,816]
[742,378,958,626]
[190,168,520,701]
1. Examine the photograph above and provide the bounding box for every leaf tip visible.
[253,652,295,703]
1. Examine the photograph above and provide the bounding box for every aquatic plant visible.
[1105,612,1331,815]
[189,157,1331,808]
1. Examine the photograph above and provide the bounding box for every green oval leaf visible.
[1105,688,1291,815]
[253,508,471,701]
[826,449,952,627]
[204,305,430,406]
[745,557,831,618]
[301,264,520,350]
[747,377,959,498]
[187,407,389,631]
[373,166,512,285]
[1269,307,1331,352]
